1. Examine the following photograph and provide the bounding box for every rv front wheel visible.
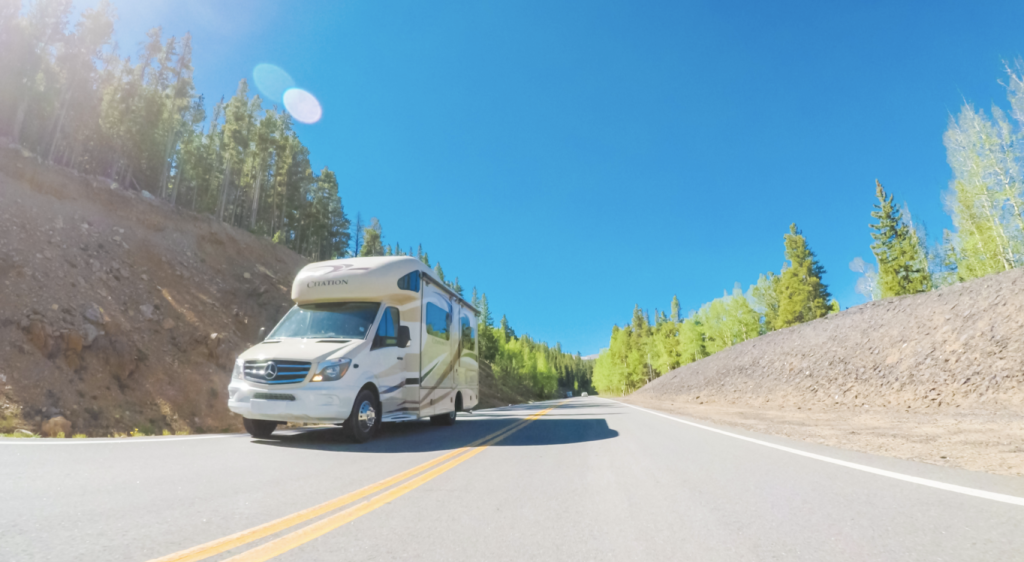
[346,389,380,443]
[243,418,278,439]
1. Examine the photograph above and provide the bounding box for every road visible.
[2,397,1024,562]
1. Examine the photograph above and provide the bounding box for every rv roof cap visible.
[291,256,476,311]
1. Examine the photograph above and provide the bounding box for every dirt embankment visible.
[0,146,308,435]
[628,268,1024,475]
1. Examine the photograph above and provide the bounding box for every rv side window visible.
[397,271,420,292]
[426,303,450,340]
[461,314,475,352]
[373,307,400,348]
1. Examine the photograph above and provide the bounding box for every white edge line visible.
[0,434,240,445]
[609,398,1024,507]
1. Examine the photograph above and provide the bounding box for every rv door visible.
[420,283,454,417]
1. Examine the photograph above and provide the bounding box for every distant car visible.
[581,392,588,397]
[566,391,573,398]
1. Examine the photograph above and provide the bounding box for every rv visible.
[227,256,480,442]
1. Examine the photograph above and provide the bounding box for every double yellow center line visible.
[149,403,562,562]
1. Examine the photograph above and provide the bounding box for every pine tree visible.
[359,217,383,256]
[670,295,681,323]
[869,180,932,297]
[352,213,363,257]
[451,277,463,296]
[478,293,493,327]
[433,262,445,282]
[776,224,831,328]
[500,315,516,341]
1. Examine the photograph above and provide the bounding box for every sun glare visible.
[283,88,323,124]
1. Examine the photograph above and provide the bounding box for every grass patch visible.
[1,431,38,438]
[72,433,87,438]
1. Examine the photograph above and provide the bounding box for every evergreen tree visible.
[500,314,516,341]
[359,217,383,256]
[869,180,932,297]
[670,295,681,323]
[352,213,363,257]
[433,262,445,282]
[776,224,831,328]
[478,293,493,327]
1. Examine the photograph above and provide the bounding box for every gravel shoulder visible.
[622,395,1024,476]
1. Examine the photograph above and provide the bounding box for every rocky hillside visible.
[634,267,1024,411]
[0,146,525,437]
[0,145,306,436]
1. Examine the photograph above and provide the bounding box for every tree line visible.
[594,61,1024,396]
[1,1,590,398]
[593,225,836,395]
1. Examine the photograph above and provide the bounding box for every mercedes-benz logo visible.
[263,361,278,380]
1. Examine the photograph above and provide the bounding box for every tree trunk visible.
[217,161,231,221]
[170,164,184,206]
[47,88,73,162]
[159,127,179,199]
[11,97,29,144]
[249,170,263,230]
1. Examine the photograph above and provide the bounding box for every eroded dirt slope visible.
[0,146,308,435]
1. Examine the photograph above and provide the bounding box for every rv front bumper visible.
[227,381,357,423]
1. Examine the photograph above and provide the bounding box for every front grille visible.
[244,360,311,385]
[253,393,296,401]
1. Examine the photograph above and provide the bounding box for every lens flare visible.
[283,88,322,124]
[252,64,295,103]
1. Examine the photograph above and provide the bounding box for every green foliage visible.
[870,180,931,297]
[485,319,593,398]
[750,270,782,331]
[777,224,831,328]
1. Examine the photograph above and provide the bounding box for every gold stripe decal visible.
[147,403,562,562]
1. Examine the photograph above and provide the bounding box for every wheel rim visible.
[357,400,376,433]
[449,410,456,420]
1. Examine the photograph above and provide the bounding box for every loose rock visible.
[41,416,72,437]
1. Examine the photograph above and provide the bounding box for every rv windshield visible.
[267,303,381,340]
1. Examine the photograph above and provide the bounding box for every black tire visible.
[346,388,380,443]
[431,395,459,427]
[243,418,278,439]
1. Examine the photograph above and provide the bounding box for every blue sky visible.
[101,0,1024,355]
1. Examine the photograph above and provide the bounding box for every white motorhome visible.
[227,256,479,442]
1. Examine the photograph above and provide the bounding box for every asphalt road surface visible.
[3,397,1024,562]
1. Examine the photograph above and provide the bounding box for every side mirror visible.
[397,325,411,348]
[258,327,266,340]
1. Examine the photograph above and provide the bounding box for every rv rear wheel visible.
[243,418,278,439]
[430,409,456,426]
[347,389,380,443]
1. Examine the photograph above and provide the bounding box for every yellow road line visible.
[223,403,562,562]
[147,413,542,562]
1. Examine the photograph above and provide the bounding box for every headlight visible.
[312,358,352,382]
[232,358,245,379]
